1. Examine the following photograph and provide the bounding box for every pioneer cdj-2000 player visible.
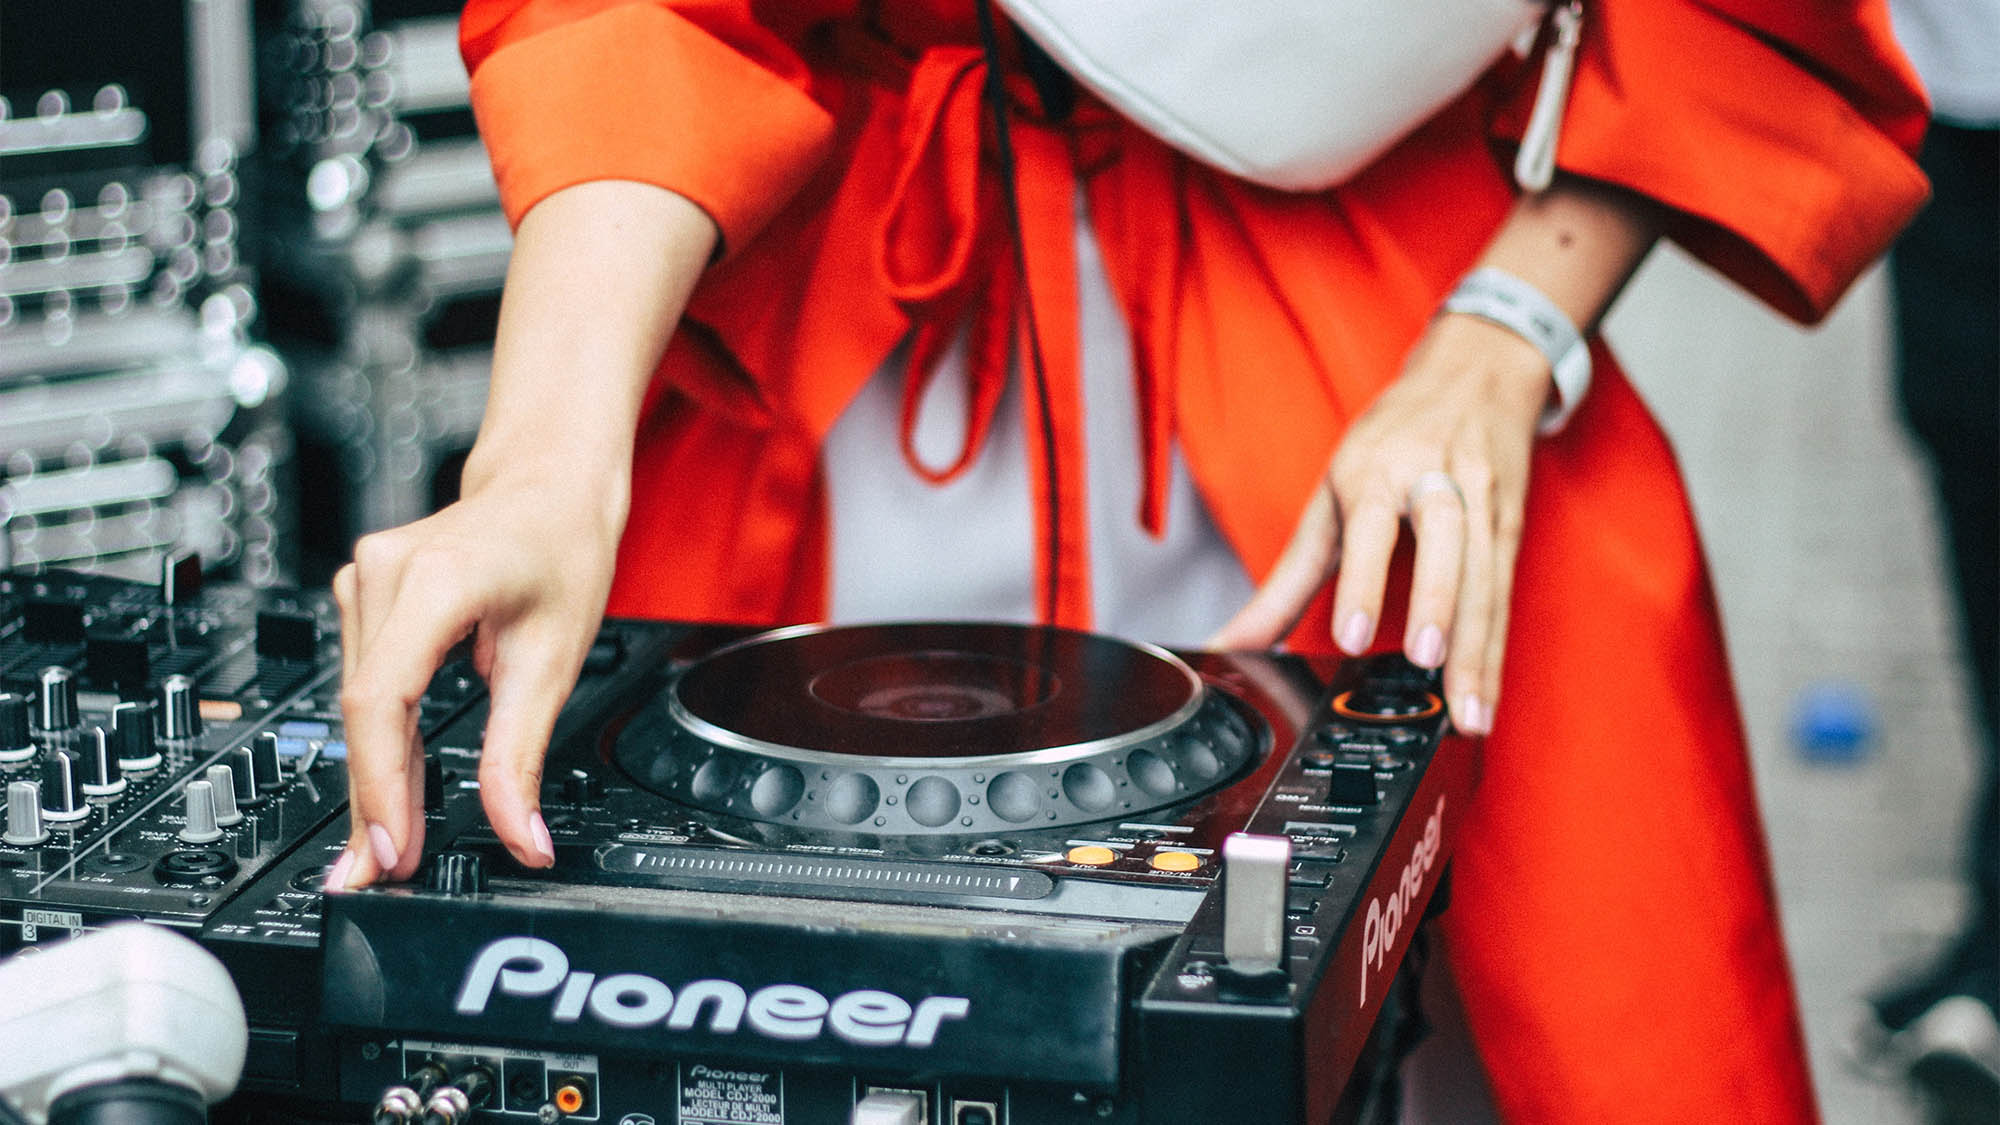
[0,563,1472,1125]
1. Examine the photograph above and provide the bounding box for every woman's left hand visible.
[1210,312,1554,735]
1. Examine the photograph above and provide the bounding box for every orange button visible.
[198,699,243,722]
[1149,851,1201,872]
[1066,845,1117,866]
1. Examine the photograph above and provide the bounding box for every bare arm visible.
[329,180,717,890]
[1214,174,1663,733]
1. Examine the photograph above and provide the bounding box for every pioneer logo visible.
[453,937,971,1048]
[1358,794,1445,1007]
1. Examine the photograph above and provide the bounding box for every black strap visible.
[974,0,1065,623]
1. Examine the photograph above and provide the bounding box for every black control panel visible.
[0,567,1472,1125]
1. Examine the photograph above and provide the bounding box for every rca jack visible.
[421,1064,496,1125]
[543,1074,593,1120]
[372,1060,450,1125]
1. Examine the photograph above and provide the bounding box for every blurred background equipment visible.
[1,0,290,587]
[254,0,504,583]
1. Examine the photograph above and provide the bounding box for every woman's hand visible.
[330,466,625,888]
[1211,315,1551,733]
[326,180,717,890]
[1211,173,1663,735]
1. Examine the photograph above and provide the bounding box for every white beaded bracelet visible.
[1442,267,1593,434]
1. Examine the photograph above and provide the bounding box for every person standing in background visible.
[1861,2,2000,1119]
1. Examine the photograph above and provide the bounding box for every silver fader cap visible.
[1221,832,1293,974]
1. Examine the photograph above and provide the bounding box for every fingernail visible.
[1411,624,1445,668]
[1336,612,1372,655]
[323,848,356,893]
[528,811,555,866]
[367,823,400,873]
[1458,694,1488,734]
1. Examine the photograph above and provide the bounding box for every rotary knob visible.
[424,851,488,897]
[80,727,125,797]
[3,780,48,846]
[0,692,33,764]
[39,747,88,823]
[226,746,265,807]
[35,666,79,733]
[178,780,225,844]
[159,675,202,741]
[563,768,603,805]
[204,764,244,827]
[251,732,286,794]
[112,702,162,771]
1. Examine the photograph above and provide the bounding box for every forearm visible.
[1472,173,1665,335]
[460,180,719,527]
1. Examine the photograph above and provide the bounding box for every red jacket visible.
[460,2,1928,1118]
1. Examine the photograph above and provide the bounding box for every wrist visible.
[460,438,633,540]
[1440,267,1592,433]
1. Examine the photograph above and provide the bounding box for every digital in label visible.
[679,1063,783,1125]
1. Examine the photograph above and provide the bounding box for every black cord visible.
[974,0,1065,624]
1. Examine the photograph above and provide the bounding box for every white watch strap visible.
[1442,266,1592,434]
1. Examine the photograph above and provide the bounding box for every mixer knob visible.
[0,693,34,764]
[226,746,265,807]
[39,747,88,823]
[251,732,286,793]
[563,768,603,805]
[3,780,48,846]
[205,764,244,827]
[178,780,225,844]
[424,851,488,897]
[112,702,162,771]
[35,666,79,733]
[80,727,126,797]
[159,675,202,741]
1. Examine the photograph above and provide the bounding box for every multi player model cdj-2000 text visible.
[0,564,1473,1125]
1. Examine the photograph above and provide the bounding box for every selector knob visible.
[251,732,286,793]
[226,746,265,807]
[178,780,225,844]
[205,764,244,827]
[112,702,162,771]
[424,851,488,896]
[80,727,126,797]
[4,780,48,846]
[39,747,88,823]
[0,693,34,764]
[35,666,78,733]
[563,768,603,805]
[159,675,201,741]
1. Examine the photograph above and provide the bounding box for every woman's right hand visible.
[323,180,719,891]
[327,463,626,890]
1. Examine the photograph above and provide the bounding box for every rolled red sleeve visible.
[1495,0,1930,323]
[461,0,836,254]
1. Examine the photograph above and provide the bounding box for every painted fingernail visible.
[1411,624,1445,668]
[1336,612,1372,655]
[323,848,357,893]
[528,811,555,866]
[367,823,400,873]
[1458,694,1488,734]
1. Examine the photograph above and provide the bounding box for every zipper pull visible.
[1514,0,1583,193]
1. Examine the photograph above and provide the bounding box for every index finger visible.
[337,572,483,884]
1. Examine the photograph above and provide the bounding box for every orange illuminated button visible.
[1149,851,1201,872]
[198,699,243,722]
[1066,845,1117,866]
